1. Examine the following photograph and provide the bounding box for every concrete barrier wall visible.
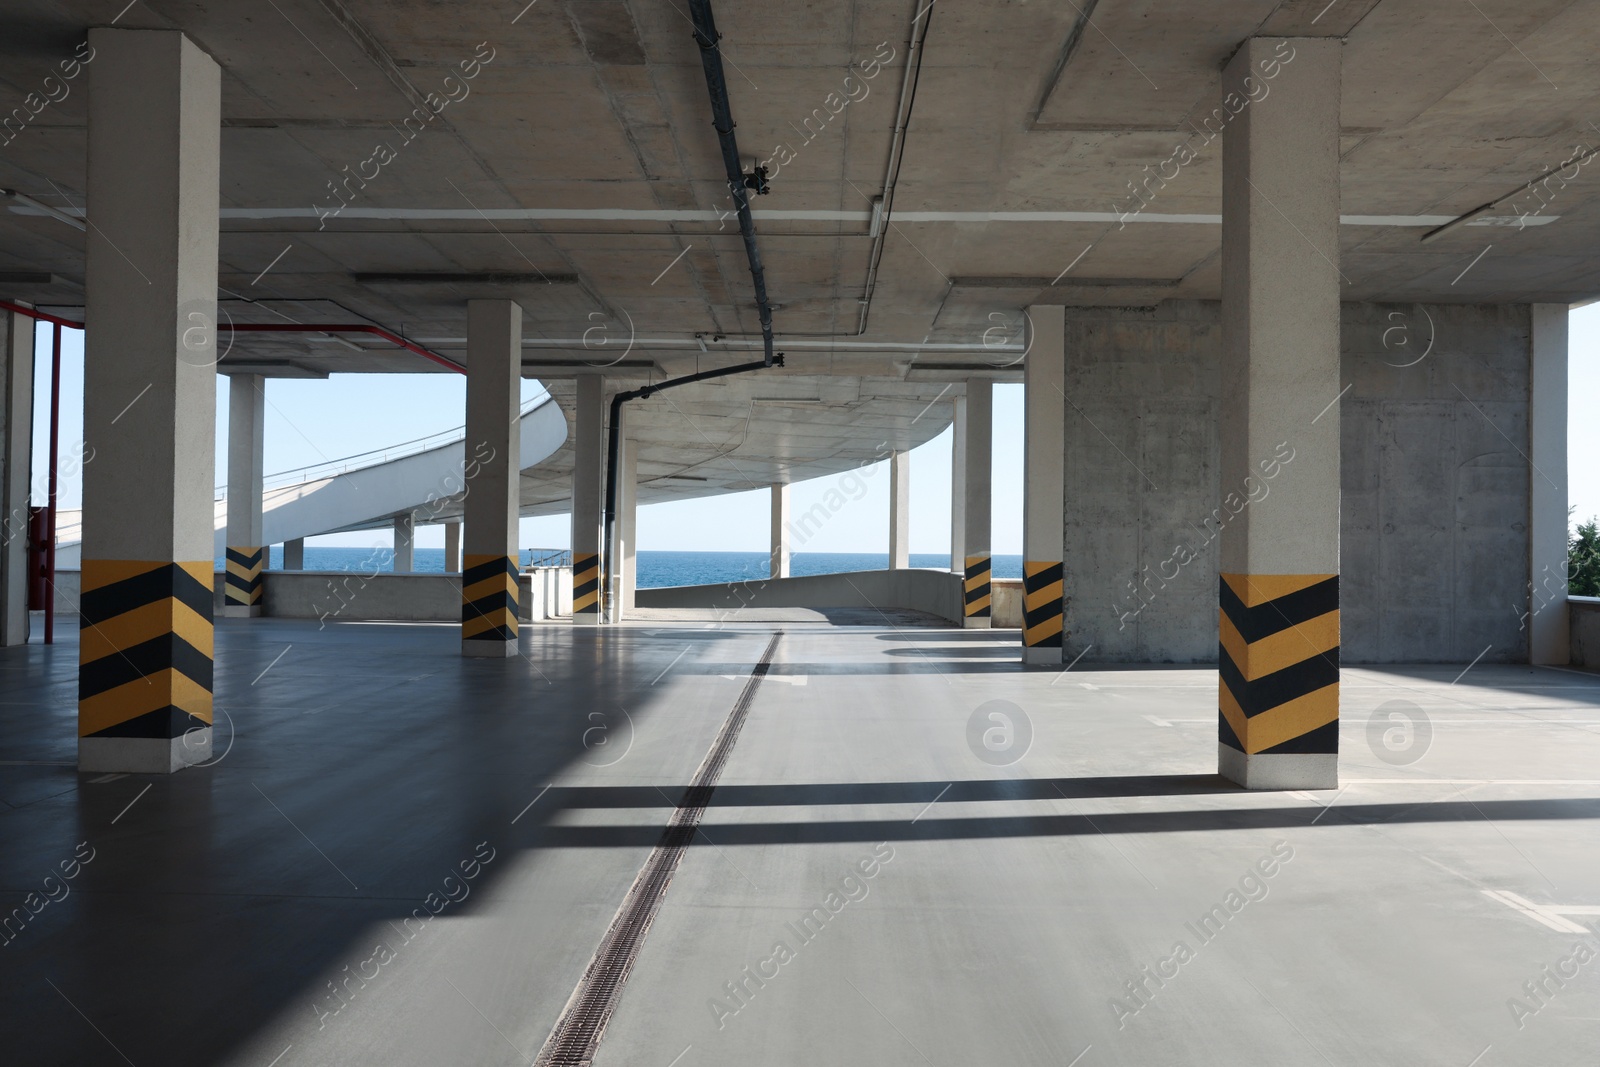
[1570,597,1600,668]
[1064,301,1532,664]
[637,568,965,624]
[991,578,1022,630]
[53,570,223,615]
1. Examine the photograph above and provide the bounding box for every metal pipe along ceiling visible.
[687,0,775,366]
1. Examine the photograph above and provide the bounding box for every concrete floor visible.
[2,618,1598,1066]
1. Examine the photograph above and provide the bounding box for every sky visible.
[26,304,1600,552]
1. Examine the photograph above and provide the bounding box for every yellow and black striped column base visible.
[1022,560,1064,664]
[224,545,264,617]
[78,560,214,774]
[1218,573,1339,789]
[573,551,601,625]
[462,554,519,657]
[963,554,991,629]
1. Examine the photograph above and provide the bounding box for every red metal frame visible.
[0,299,459,645]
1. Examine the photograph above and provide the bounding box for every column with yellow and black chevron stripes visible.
[961,378,993,629]
[460,300,523,657]
[572,374,605,625]
[1217,37,1341,789]
[77,28,221,772]
[1022,306,1065,664]
[223,373,266,616]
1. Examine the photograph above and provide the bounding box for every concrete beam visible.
[962,380,993,628]
[572,374,603,624]
[78,29,220,774]
[1530,304,1569,664]
[444,521,460,575]
[889,450,910,570]
[1218,37,1341,790]
[0,307,32,647]
[461,299,522,657]
[223,374,264,617]
[950,394,966,573]
[392,513,414,573]
[1023,305,1065,664]
[771,482,790,579]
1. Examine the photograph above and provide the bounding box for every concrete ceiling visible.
[1,0,1596,496]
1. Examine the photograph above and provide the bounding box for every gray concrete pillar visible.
[889,450,910,569]
[963,380,993,628]
[78,28,220,774]
[771,482,791,579]
[223,373,264,617]
[950,394,966,573]
[444,520,461,575]
[461,299,522,657]
[1023,305,1065,664]
[571,374,603,624]
[1218,37,1341,790]
[1530,304,1569,664]
[283,537,304,571]
[0,305,32,647]
[392,513,414,573]
[620,434,637,611]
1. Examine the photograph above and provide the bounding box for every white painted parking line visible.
[1482,889,1592,933]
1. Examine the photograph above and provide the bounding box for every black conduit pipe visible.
[598,0,782,617]
[688,0,776,366]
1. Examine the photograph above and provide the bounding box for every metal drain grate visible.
[534,632,782,1067]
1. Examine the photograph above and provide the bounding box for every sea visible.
[247,547,1024,587]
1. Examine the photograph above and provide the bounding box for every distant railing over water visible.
[524,548,571,569]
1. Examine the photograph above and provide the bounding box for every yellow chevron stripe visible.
[79,599,213,664]
[1023,580,1063,611]
[462,611,516,639]
[1220,607,1339,682]
[225,558,263,581]
[964,593,992,615]
[1220,571,1336,608]
[1223,681,1340,754]
[78,667,213,736]
[463,572,519,602]
[1024,615,1063,645]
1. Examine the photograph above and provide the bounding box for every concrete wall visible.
[50,568,574,624]
[991,578,1023,630]
[1570,598,1600,668]
[637,568,965,624]
[1064,301,1531,664]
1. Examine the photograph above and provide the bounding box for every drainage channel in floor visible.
[533,631,782,1067]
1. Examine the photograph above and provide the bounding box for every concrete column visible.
[770,482,791,579]
[620,434,638,611]
[283,538,304,570]
[392,513,414,573]
[962,379,993,628]
[1530,304,1569,664]
[1218,37,1341,790]
[607,432,636,622]
[0,306,32,647]
[889,450,910,569]
[950,394,966,573]
[444,521,461,575]
[461,299,522,657]
[78,28,220,774]
[223,374,264,617]
[571,374,604,624]
[1023,305,1066,664]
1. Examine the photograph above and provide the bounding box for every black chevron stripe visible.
[81,565,212,627]
[1219,641,1340,717]
[80,633,214,698]
[225,546,263,567]
[965,557,991,580]
[462,555,519,586]
[1023,562,1063,590]
[462,591,517,623]
[463,624,517,642]
[1219,576,1338,644]
[85,707,211,740]
[1023,601,1061,629]
[1259,719,1339,755]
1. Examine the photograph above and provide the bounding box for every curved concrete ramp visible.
[54,395,567,566]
